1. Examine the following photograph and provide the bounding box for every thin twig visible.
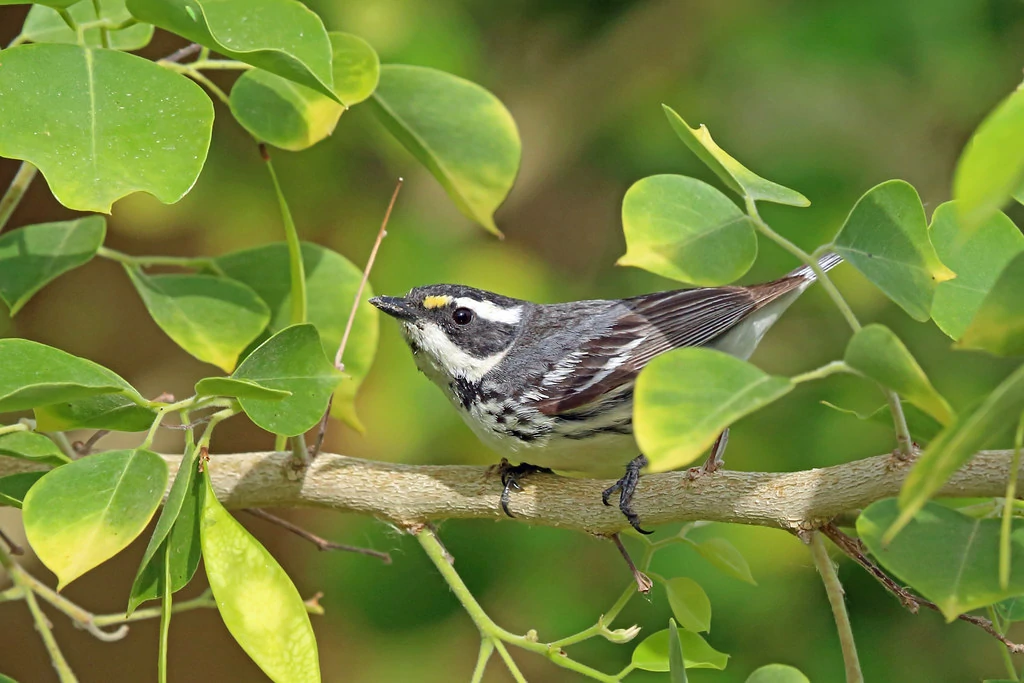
[73,430,109,456]
[243,508,391,563]
[0,161,38,233]
[610,534,652,593]
[821,524,1024,653]
[0,527,24,555]
[310,178,403,459]
[808,531,864,683]
[161,42,201,64]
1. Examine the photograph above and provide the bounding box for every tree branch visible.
[2,450,1018,534]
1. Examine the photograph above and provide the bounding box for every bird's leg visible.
[687,428,730,480]
[611,533,652,594]
[602,455,652,534]
[494,458,554,517]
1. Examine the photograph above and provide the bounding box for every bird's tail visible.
[789,252,843,281]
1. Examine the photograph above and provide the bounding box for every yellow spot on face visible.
[423,295,452,309]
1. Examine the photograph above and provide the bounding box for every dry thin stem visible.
[161,42,201,64]
[610,534,652,593]
[820,524,1024,654]
[311,177,403,458]
[243,507,391,563]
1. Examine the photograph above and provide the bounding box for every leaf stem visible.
[989,606,1021,680]
[259,145,306,326]
[158,544,172,683]
[1001,413,1024,589]
[0,161,38,232]
[190,59,253,71]
[469,638,495,683]
[791,360,852,385]
[809,532,863,683]
[0,546,79,682]
[159,62,230,106]
[415,527,621,682]
[90,0,110,48]
[97,246,225,275]
[0,422,29,437]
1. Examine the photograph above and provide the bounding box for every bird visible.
[370,253,842,532]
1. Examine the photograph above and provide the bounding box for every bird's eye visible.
[452,307,474,325]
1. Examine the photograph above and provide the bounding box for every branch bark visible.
[0,450,1017,534]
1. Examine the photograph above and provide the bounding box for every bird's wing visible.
[533,287,758,415]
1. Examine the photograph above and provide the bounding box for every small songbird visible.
[371,253,841,531]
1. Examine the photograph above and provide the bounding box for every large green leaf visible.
[126,0,337,101]
[0,338,131,413]
[0,471,47,508]
[859,499,1024,620]
[929,202,1024,340]
[0,431,71,468]
[0,44,213,213]
[22,0,155,50]
[128,449,203,614]
[370,64,520,236]
[833,180,955,321]
[665,577,711,633]
[662,105,808,207]
[953,87,1024,231]
[0,216,106,315]
[126,269,270,372]
[745,664,811,683]
[34,388,158,432]
[844,324,954,426]
[689,537,757,585]
[229,32,379,151]
[216,242,377,431]
[631,629,729,672]
[957,251,1024,357]
[22,448,167,589]
[201,470,320,683]
[635,348,792,472]
[890,364,1024,541]
[619,175,757,286]
[230,324,344,436]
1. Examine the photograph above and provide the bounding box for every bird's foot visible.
[494,458,554,517]
[686,428,729,481]
[602,454,652,535]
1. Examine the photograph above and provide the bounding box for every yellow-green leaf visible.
[957,251,1024,357]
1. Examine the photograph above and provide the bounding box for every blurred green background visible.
[2,0,1024,681]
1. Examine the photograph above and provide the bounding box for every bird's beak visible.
[369,295,417,322]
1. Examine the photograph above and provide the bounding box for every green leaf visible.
[0,431,71,467]
[328,32,379,106]
[23,448,168,589]
[929,202,1024,340]
[957,251,1024,357]
[821,399,943,445]
[200,469,320,683]
[635,348,792,472]
[953,87,1024,231]
[619,175,757,286]
[0,673,19,683]
[0,44,213,213]
[691,537,757,585]
[228,32,379,152]
[216,242,377,431]
[664,577,712,633]
[126,0,337,101]
[231,324,344,436]
[34,390,157,432]
[0,471,47,508]
[859,499,1024,620]
[833,180,955,321]
[370,64,520,236]
[662,105,808,207]
[23,0,155,50]
[745,664,811,683]
[890,364,1024,541]
[126,269,270,372]
[0,216,106,316]
[844,324,954,426]
[128,449,203,614]
[0,338,131,413]
[195,377,291,401]
[995,595,1024,622]
[631,628,729,672]
[668,619,688,683]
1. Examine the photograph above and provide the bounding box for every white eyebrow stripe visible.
[453,297,523,324]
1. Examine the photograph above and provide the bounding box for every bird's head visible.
[370,284,527,383]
